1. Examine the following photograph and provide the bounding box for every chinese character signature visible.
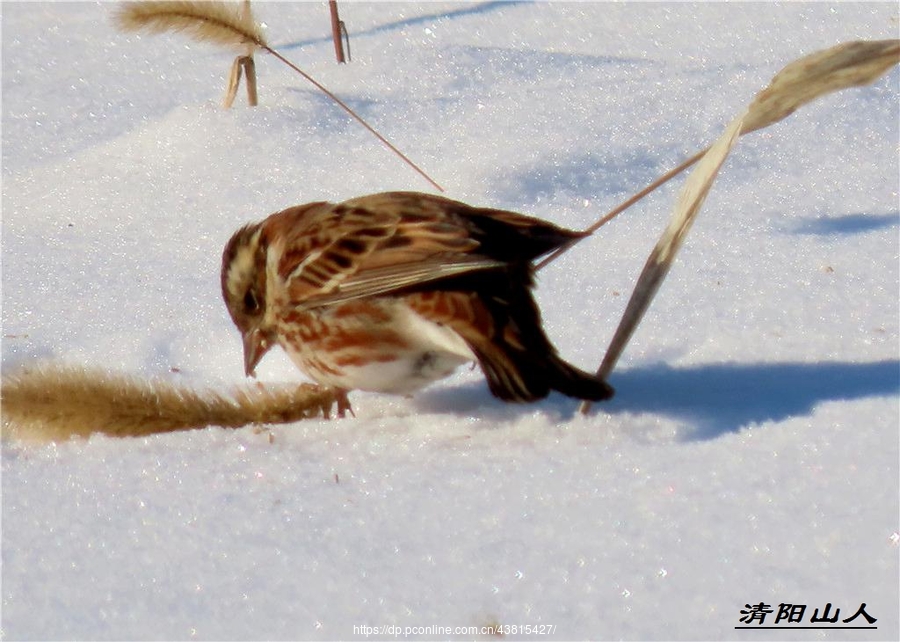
[738,602,876,627]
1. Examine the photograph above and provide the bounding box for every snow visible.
[2,1,898,640]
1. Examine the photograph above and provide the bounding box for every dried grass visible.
[112,1,443,192]
[114,1,265,51]
[577,39,898,413]
[1,364,339,442]
[539,39,900,272]
[742,39,900,135]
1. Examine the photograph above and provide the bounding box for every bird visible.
[221,191,613,416]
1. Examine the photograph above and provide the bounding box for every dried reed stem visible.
[329,0,346,64]
[264,47,444,192]
[223,56,259,108]
[243,55,258,106]
[223,55,243,108]
[576,39,898,413]
[535,149,707,271]
[579,115,744,413]
[742,39,900,135]
[539,40,899,273]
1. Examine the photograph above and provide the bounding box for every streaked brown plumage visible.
[221,191,613,414]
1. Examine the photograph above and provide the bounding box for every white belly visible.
[354,305,474,394]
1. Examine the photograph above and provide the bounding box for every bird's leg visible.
[335,389,355,418]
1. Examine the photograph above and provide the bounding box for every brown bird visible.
[221,191,613,415]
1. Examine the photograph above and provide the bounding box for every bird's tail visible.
[452,267,614,404]
[473,340,614,403]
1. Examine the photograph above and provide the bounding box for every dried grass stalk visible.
[243,55,258,106]
[223,55,243,108]
[538,39,899,272]
[579,114,745,414]
[113,1,266,51]
[222,55,258,108]
[1,364,338,443]
[577,39,897,412]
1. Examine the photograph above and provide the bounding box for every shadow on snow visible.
[606,359,899,440]
[276,2,526,51]
[787,211,899,236]
[417,359,900,440]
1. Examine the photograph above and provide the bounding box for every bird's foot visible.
[335,389,355,418]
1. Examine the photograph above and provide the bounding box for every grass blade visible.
[580,114,745,414]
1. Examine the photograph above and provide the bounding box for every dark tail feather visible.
[436,264,613,404]
[475,344,614,403]
[466,267,614,403]
[545,357,614,402]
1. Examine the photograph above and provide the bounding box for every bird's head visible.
[221,223,276,377]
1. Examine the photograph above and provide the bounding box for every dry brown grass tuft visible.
[1,363,339,442]
[114,1,266,51]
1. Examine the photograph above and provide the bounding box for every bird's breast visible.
[272,297,475,394]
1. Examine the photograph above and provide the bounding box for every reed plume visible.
[1,363,339,442]
[113,1,265,51]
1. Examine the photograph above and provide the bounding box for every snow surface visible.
[2,2,899,640]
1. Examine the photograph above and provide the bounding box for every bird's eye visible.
[243,290,260,314]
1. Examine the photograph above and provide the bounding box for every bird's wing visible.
[299,256,506,307]
[267,193,509,308]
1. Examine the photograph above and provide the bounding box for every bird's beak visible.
[243,328,273,378]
